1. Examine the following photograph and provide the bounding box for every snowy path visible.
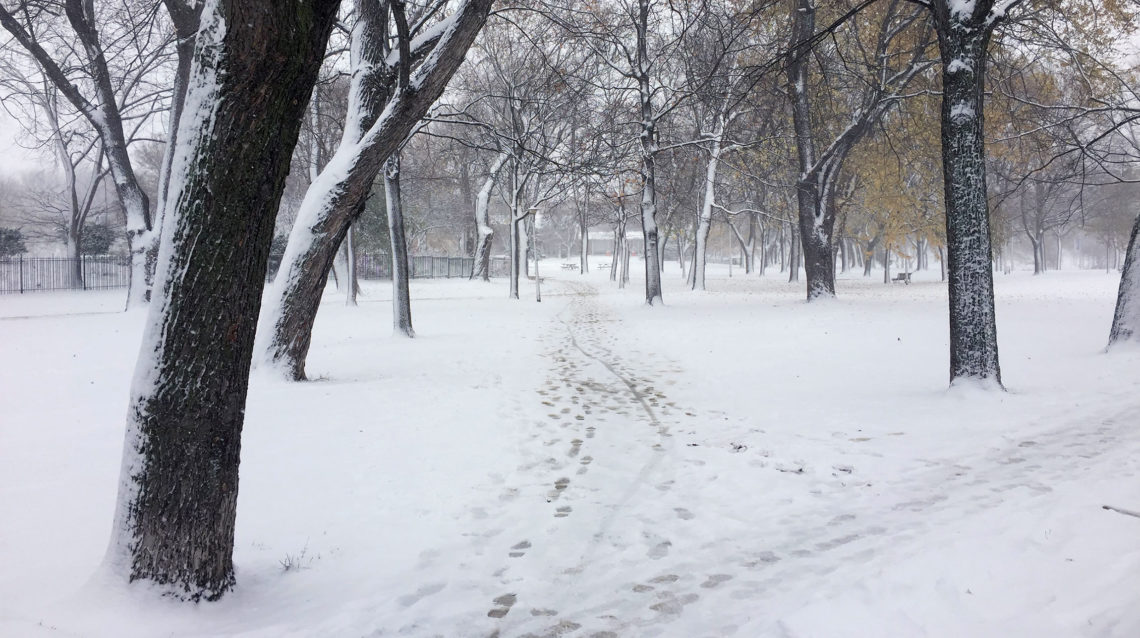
[2,273,1137,637]
[422,278,1140,637]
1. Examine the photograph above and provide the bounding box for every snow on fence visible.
[0,256,132,294]
[1,254,513,295]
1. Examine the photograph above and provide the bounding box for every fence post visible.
[19,255,24,293]
[82,256,87,291]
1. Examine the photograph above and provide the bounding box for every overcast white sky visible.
[0,111,49,176]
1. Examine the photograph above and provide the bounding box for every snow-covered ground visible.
[1,261,1138,637]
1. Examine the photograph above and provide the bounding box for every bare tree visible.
[0,67,108,283]
[0,0,172,305]
[787,0,933,300]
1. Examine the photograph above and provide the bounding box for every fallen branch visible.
[1102,504,1140,519]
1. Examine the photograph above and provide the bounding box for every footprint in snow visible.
[487,592,517,618]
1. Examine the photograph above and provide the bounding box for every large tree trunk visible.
[934,7,1001,385]
[1109,213,1140,346]
[787,0,836,300]
[258,0,493,380]
[385,154,414,337]
[109,0,336,601]
[471,151,508,281]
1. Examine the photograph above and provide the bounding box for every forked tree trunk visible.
[1109,212,1140,346]
[385,154,414,337]
[258,0,493,380]
[109,0,337,600]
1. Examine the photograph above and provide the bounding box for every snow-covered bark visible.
[471,151,508,281]
[108,0,337,600]
[929,0,1012,385]
[259,0,493,380]
[1109,213,1140,346]
[153,0,203,257]
[385,154,414,337]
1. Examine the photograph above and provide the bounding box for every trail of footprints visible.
[484,283,689,632]
[480,281,1132,635]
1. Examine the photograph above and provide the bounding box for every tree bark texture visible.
[1109,212,1140,346]
[110,0,337,601]
[931,0,1003,385]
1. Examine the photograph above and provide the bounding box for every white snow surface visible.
[2,264,1139,637]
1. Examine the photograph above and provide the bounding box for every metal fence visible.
[2,253,514,295]
[276,253,511,282]
[0,256,131,294]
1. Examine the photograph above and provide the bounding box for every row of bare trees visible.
[1,0,1138,603]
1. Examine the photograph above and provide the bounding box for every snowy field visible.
[1,261,1139,637]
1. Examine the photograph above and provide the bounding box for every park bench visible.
[892,272,912,284]
[561,263,579,271]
